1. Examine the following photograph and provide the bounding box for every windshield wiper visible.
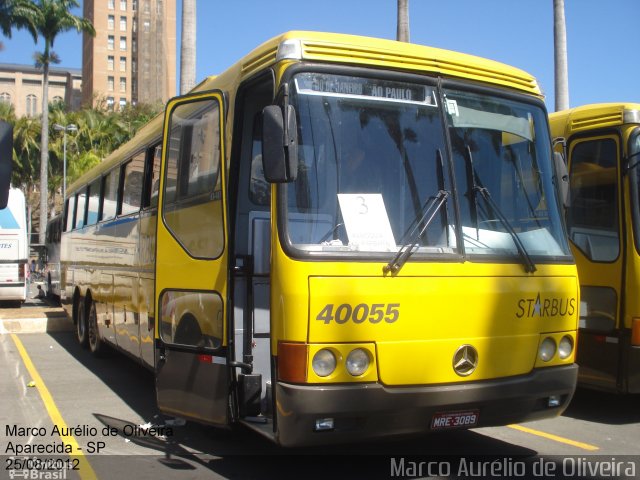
[464,146,537,273]
[383,189,449,275]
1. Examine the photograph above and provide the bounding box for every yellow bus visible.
[550,103,640,394]
[61,31,578,446]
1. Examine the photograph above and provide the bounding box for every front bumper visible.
[275,364,578,446]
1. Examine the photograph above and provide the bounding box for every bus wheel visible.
[87,299,103,356]
[76,298,89,348]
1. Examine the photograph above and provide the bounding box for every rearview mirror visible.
[553,151,570,209]
[262,105,298,183]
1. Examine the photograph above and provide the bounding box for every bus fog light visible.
[346,348,370,376]
[312,349,336,377]
[558,335,574,359]
[314,418,334,431]
[548,395,561,407]
[539,337,556,362]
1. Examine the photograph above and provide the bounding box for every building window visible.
[26,94,37,116]
[120,36,126,50]
[143,20,150,32]
[107,97,114,111]
[132,0,137,11]
[108,76,114,91]
[0,92,10,105]
[119,77,126,93]
[119,98,127,110]
[107,15,114,29]
[120,0,126,11]
[108,0,114,9]
[108,35,114,50]
[52,95,63,105]
[107,55,114,70]
[119,56,126,71]
[120,16,126,31]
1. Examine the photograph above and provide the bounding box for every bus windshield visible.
[284,72,570,262]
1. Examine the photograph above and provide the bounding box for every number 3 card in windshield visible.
[338,193,396,252]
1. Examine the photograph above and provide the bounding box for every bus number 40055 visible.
[316,303,400,324]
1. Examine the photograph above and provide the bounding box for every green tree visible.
[0,0,39,49]
[2,98,161,226]
[31,0,95,243]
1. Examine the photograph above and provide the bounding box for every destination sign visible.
[294,73,437,106]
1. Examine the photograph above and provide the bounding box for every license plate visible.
[431,410,479,429]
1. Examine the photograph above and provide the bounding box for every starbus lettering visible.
[516,293,576,318]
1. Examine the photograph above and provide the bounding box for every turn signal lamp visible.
[632,318,640,347]
[277,342,308,383]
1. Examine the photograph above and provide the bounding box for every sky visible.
[0,0,637,113]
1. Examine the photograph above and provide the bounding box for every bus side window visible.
[162,98,223,259]
[143,143,162,209]
[102,168,120,221]
[87,177,102,225]
[568,138,619,262]
[121,151,145,215]
[75,188,87,229]
[249,114,269,206]
[64,196,75,231]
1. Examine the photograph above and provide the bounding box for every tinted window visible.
[102,168,120,221]
[163,98,223,258]
[568,137,619,262]
[121,152,144,215]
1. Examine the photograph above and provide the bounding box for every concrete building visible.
[82,0,176,109]
[0,63,82,117]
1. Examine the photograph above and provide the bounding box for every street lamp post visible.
[53,123,77,206]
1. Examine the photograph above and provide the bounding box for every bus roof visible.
[549,102,640,136]
[68,31,543,194]
[191,31,541,96]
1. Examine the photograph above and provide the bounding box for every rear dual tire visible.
[76,297,103,356]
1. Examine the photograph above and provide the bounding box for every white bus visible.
[0,188,28,306]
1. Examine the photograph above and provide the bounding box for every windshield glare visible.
[282,72,570,261]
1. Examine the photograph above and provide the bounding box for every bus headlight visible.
[539,337,556,362]
[312,349,336,377]
[558,335,574,359]
[346,348,370,376]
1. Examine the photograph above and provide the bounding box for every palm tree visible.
[30,0,94,242]
[0,0,39,49]
[553,0,569,111]
[397,0,410,42]
[180,0,196,94]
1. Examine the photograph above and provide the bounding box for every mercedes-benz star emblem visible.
[452,345,478,376]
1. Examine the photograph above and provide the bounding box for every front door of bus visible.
[154,92,230,425]
[567,134,623,390]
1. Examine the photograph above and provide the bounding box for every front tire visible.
[76,298,89,348]
[87,299,103,356]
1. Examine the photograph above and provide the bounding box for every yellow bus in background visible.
[61,31,578,446]
[550,103,640,394]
